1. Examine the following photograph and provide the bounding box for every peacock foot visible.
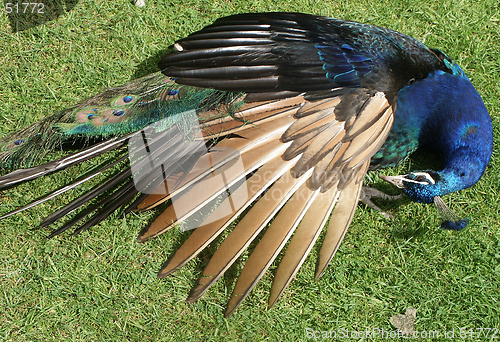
[359,186,403,219]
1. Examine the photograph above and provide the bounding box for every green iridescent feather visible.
[0,72,242,169]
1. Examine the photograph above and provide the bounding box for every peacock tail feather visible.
[0,72,244,169]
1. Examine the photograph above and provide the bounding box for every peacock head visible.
[381,171,470,231]
[381,171,441,204]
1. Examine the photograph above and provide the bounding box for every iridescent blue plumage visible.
[379,61,492,229]
[0,12,493,315]
[398,67,491,198]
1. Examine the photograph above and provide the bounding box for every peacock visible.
[0,12,493,317]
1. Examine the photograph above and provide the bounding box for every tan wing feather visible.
[225,182,318,316]
[137,134,288,212]
[187,168,313,302]
[340,106,393,163]
[201,96,305,136]
[295,96,342,117]
[137,139,289,241]
[281,108,338,142]
[315,160,370,280]
[134,90,396,315]
[268,184,340,308]
[136,115,295,211]
[346,109,394,169]
[282,130,319,160]
[344,92,390,139]
[290,121,345,176]
[156,154,298,274]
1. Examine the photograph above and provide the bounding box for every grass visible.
[1,0,499,340]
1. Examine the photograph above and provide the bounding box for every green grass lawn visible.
[1,0,499,340]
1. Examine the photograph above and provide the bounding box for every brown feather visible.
[133,91,396,314]
[346,107,394,168]
[187,168,313,302]
[291,122,345,176]
[201,96,304,137]
[282,109,337,142]
[282,130,318,160]
[344,92,390,140]
[310,142,350,189]
[137,139,290,241]
[155,154,298,271]
[268,185,340,308]
[340,106,393,163]
[137,135,288,212]
[315,160,370,280]
[136,115,296,211]
[235,96,305,119]
[225,182,317,316]
[134,96,304,207]
[295,96,342,117]
[309,94,394,190]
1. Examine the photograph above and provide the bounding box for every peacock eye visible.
[409,172,436,185]
[415,175,427,182]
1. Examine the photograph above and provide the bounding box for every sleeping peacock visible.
[0,12,493,316]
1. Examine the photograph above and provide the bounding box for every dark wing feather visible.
[160,12,447,97]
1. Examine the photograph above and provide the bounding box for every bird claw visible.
[359,186,403,219]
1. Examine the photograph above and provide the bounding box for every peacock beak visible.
[380,174,407,189]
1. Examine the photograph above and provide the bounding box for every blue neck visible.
[395,66,493,197]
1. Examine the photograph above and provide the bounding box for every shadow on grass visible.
[132,49,172,79]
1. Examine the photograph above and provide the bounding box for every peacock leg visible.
[359,186,403,219]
